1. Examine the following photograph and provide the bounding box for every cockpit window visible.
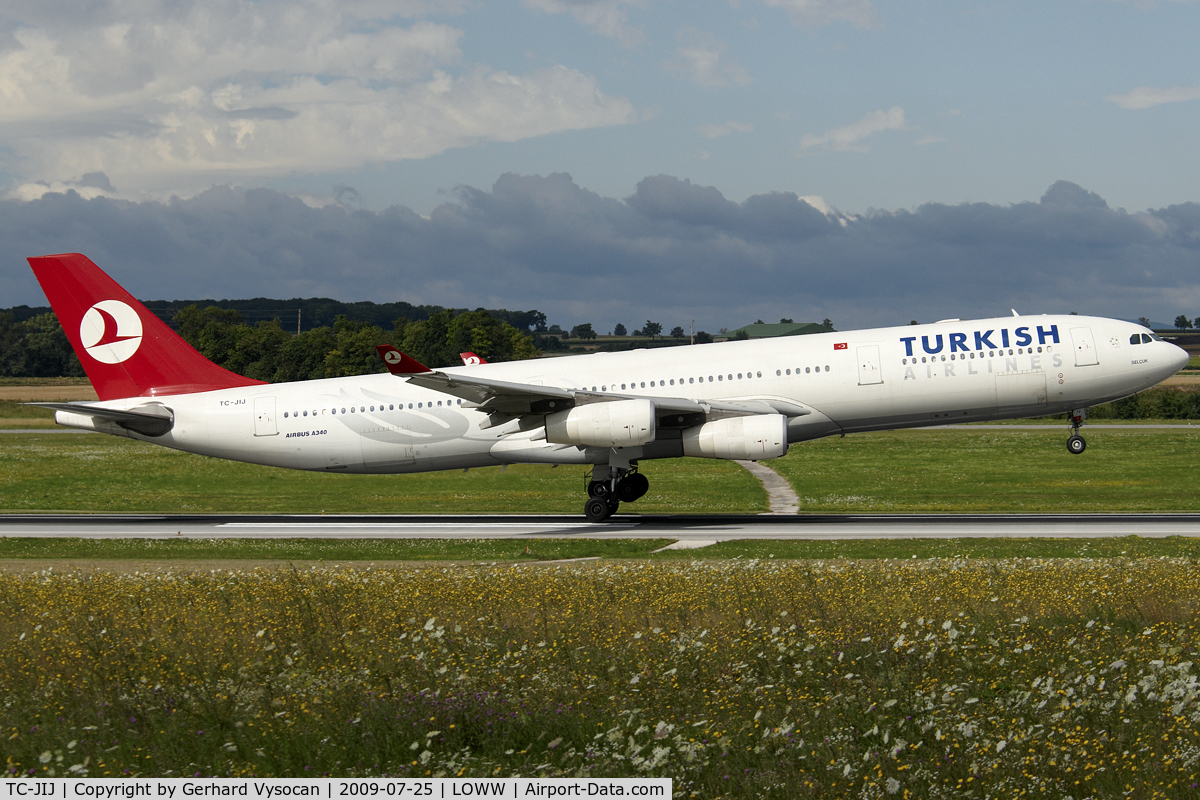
[1130,334,1142,345]
[1142,333,1155,344]
[1149,333,1163,342]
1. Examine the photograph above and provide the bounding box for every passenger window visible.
[805,367,811,373]
[689,377,694,384]
[717,375,723,381]
[283,412,288,418]
[708,376,713,382]
[825,366,830,372]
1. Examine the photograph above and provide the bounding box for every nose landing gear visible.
[584,467,649,522]
[1067,408,1088,455]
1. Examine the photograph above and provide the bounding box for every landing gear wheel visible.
[587,480,609,499]
[1067,434,1086,455]
[616,472,650,503]
[585,497,616,522]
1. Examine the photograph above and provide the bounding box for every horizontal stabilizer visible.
[26,402,174,437]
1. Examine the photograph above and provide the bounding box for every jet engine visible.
[545,398,656,447]
[682,414,788,460]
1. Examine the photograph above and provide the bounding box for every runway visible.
[2,513,1200,540]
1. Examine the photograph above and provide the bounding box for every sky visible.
[2,0,1199,334]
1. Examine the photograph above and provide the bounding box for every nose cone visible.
[1168,342,1191,373]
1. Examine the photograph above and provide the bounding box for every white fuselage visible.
[71,315,1188,474]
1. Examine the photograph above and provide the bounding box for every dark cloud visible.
[1041,180,1109,209]
[79,172,115,192]
[2,175,1199,333]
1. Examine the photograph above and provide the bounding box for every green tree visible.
[694,331,713,344]
[397,309,539,368]
[0,312,26,377]
[1175,315,1193,330]
[669,326,685,339]
[174,305,247,365]
[613,323,627,337]
[323,316,394,377]
[570,323,597,340]
[643,321,663,339]
[19,313,84,378]
[275,326,338,381]
[221,321,290,381]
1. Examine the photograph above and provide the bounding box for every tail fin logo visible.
[80,300,143,364]
[383,350,403,366]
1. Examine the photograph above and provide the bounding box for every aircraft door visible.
[856,345,883,385]
[1070,327,1099,367]
[253,396,278,436]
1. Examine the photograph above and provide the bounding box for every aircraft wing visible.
[375,346,809,423]
[25,401,175,436]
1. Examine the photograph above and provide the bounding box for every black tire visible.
[617,472,650,502]
[587,480,608,498]
[1067,434,1086,455]
[584,497,613,522]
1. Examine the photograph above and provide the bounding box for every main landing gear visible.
[1067,408,1088,455]
[584,467,649,522]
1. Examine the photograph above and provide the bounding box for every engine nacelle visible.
[546,399,656,448]
[682,414,789,460]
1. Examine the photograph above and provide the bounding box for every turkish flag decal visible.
[834,342,848,350]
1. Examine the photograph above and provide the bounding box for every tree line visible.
[0,306,540,380]
[1173,316,1200,331]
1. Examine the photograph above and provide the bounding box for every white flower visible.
[886,777,901,794]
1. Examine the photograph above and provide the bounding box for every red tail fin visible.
[27,253,266,400]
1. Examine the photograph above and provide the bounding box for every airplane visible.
[26,253,1190,522]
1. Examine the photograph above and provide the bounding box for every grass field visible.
[0,433,766,515]
[3,559,1198,797]
[771,429,1200,513]
[4,427,1197,515]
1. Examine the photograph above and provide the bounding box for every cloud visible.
[1041,180,1108,209]
[5,174,1198,333]
[1106,85,1200,110]
[522,0,646,47]
[670,29,750,88]
[696,121,754,139]
[799,107,907,152]
[0,1,635,197]
[761,0,877,29]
